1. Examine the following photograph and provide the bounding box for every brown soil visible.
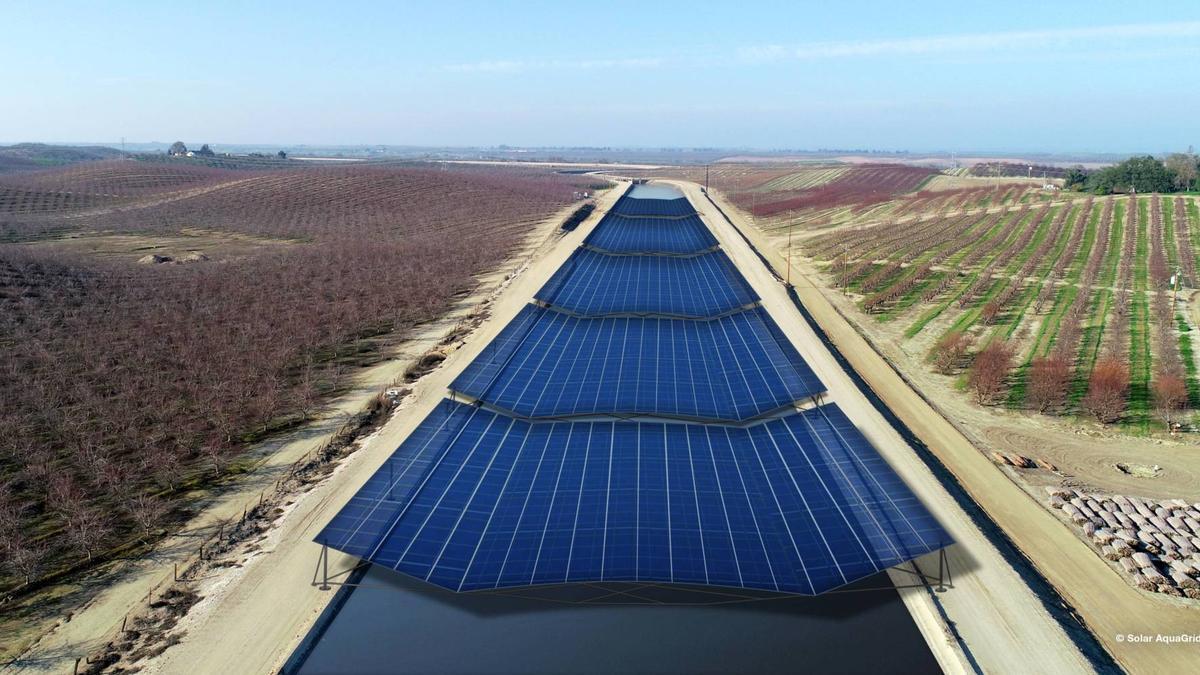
[23,228,296,262]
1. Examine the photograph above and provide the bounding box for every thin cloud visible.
[444,57,663,73]
[740,21,1200,62]
[441,21,1200,75]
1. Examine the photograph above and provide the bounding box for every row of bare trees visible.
[0,165,587,592]
[1148,196,1189,428]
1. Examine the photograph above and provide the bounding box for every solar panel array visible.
[317,401,949,594]
[610,195,697,218]
[583,214,717,254]
[537,248,756,318]
[317,188,951,595]
[451,305,823,421]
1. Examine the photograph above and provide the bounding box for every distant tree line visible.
[1065,153,1200,194]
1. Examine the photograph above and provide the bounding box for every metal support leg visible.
[936,548,948,592]
[319,543,331,591]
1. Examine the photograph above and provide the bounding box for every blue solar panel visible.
[317,186,951,597]
[612,196,696,218]
[536,248,758,318]
[315,401,952,595]
[451,305,825,421]
[584,214,718,254]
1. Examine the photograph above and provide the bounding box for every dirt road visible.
[694,182,1200,674]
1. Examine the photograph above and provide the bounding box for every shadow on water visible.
[289,566,940,675]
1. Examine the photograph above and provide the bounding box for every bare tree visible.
[1164,153,1198,191]
[125,494,167,545]
[1153,372,1189,431]
[1027,354,1071,413]
[63,503,113,561]
[931,331,974,375]
[968,340,1014,405]
[1082,358,1130,424]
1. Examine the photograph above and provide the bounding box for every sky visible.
[3,0,1199,153]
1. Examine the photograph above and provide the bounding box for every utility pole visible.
[786,225,793,286]
[704,164,709,192]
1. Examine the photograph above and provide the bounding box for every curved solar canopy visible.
[584,214,717,254]
[611,195,696,218]
[537,248,757,319]
[315,401,950,595]
[450,305,824,422]
[317,184,950,597]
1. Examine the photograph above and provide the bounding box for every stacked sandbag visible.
[1045,486,1200,600]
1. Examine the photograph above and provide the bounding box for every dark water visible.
[627,183,685,200]
[293,567,939,674]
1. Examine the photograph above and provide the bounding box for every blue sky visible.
[3,0,1199,152]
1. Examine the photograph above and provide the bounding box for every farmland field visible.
[624,161,1199,435]
[0,158,598,597]
[664,160,1199,434]
[799,191,1200,431]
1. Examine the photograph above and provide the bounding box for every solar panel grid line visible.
[712,319,759,414]
[702,429,744,587]
[612,196,697,218]
[600,425,614,579]
[764,417,865,585]
[578,243,719,258]
[812,405,942,558]
[563,423,592,583]
[583,213,718,255]
[397,412,511,572]
[794,412,901,566]
[492,423,557,586]
[530,423,575,584]
[499,313,573,415]
[535,249,759,319]
[535,314,594,416]
[451,304,545,408]
[741,423,816,594]
[662,425,673,582]
[454,420,537,590]
[684,428,710,585]
[728,309,814,413]
[719,425,778,591]
[327,402,475,558]
[503,423,573,587]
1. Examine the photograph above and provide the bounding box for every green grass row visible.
[1008,204,1089,405]
[1070,202,1124,405]
[940,208,1051,341]
[1125,198,1153,432]
[904,210,1025,338]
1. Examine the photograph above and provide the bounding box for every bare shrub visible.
[1082,358,1130,424]
[1152,372,1189,429]
[968,340,1014,405]
[1027,354,1072,413]
[931,331,974,375]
